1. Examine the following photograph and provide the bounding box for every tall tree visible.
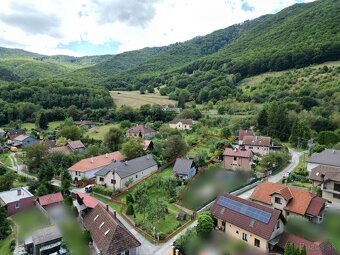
[121,138,145,160]
[59,125,81,140]
[103,127,123,151]
[146,199,168,235]
[35,111,49,129]
[25,143,49,170]
[267,102,290,141]
[289,120,311,149]
[257,108,268,134]
[134,192,150,222]
[163,135,187,160]
[0,207,11,239]
[0,171,15,192]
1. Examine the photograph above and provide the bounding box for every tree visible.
[197,212,214,237]
[35,111,49,129]
[318,131,339,146]
[284,242,307,255]
[121,138,145,160]
[124,178,134,188]
[267,102,291,141]
[178,89,191,108]
[134,192,150,222]
[103,127,123,151]
[146,199,168,233]
[289,120,311,149]
[0,171,15,192]
[61,169,72,192]
[257,108,268,134]
[59,125,81,140]
[25,143,49,170]
[0,207,11,240]
[126,204,134,215]
[67,105,79,120]
[126,193,134,204]
[163,135,187,160]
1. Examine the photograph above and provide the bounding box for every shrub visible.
[126,204,134,215]
[126,194,134,204]
[10,239,16,251]
[92,185,113,197]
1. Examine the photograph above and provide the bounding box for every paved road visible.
[239,149,304,199]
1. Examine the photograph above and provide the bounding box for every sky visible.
[0,0,316,57]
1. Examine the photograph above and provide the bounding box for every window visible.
[234,156,237,161]
[249,147,253,149]
[334,183,340,192]
[276,221,280,229]
[334,193,340,199]
[99,177,104,182]
[242,233,248,241]
[254,238,260,248]
[111,179,115,184]
[15,202,20,209]
[275,197,282,205]
[135,174,138,178]
[236,230,239,234]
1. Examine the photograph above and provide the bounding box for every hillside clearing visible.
[85,124,119,140]
[110,91,176,108]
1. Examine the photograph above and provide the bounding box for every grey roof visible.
[308,149,340,167]
[309,165,340,183]
[96,154,157,179]
[173,158,194,175]
[0,187,33,204]
[32,225,62,245]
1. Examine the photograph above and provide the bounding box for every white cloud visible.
[0,0,316,56]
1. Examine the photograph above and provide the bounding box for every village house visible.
[277,232,340,255]
[161,104,181,112]
[223,147,253,171]
[40,139,57,149]
[6,129,25,143]
[309,165,340,206]
[169,118,194,130]
[238,130,255,145]
[126,124,157,139]
[24,225,63,255]
[74,120,97,129]
[307,149,340,172]
[243,136,272,155]
[74,192,99,216]
[68,151,125,181]
[83,203,141,255]
[38,192,64,209]
[49,140,86,154]
[12,134,38,147]
[211,193,285,253]
[0,187,34,216]
[250,181,327,224]
[95,154,158,190]
[173,158,197,180]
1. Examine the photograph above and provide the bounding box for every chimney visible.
[17,189,21,196]
[106,204,109,212]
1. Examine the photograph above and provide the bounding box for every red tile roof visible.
[38,192,63,206]
[238,130,255,141]
[211,193,283,240]
[278,233,339,255]
[76,192,98,209]
[83,204,141,255]
[243,136,271,147]
[68,151,124,172]
[223,148,253,158]
[250,182,325,217]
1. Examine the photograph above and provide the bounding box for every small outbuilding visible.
[173,158,197,180]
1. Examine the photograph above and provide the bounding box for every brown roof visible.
[68,151,125,172]
[14,134,30,141]
[38,192,63,206]
[238,130,255,141]
[250,182,326,217]
[68,140,85,150]
[306,196,328,217]
[278,232,339,255]
[40,140,57,149]
[210,193,283,240]
[83,204,141,255]
[309,165,340,183]
[243,136,271,147]
[223,148,253,158]
[126,125,156,135]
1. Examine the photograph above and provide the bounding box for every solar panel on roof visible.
[217,196,272,224]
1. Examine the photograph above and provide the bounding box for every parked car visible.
[85,185,93,193]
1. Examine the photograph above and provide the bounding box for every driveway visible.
[239,149,304,199]
[8,153,37,180]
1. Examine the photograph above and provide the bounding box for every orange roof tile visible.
[68,151,124,172]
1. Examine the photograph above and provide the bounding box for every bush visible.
[10,239,16,251]
[64,196,73,207]
[92,185,113,197]
[126,204,134,215]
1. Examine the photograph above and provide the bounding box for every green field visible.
[110,91,176,108]
[85,124,119,140]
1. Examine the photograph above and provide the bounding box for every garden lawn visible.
[85,124,119,141]
[0,152,12,167]
[11,208,50,243]
[91,193,122,212]
[20,121,63,131]
[0,232,15,255]
[179,164,249,211]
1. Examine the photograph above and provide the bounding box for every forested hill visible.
[64,0,340,94]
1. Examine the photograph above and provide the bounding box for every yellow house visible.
[211,193,285,253]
